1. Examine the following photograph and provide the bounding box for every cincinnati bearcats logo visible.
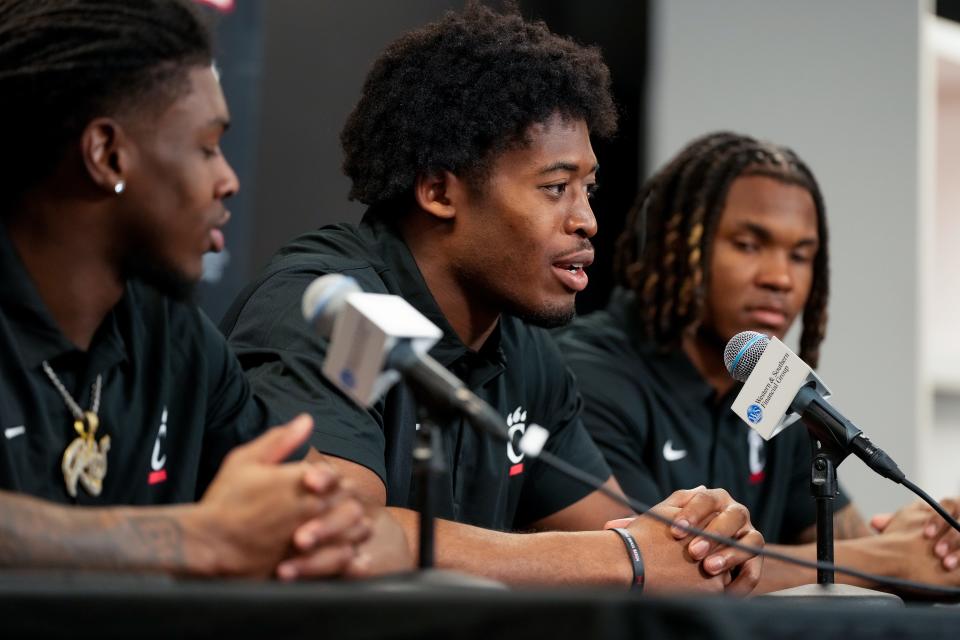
[748,429,766,485]
[149,407,169,485]
[506,406,528,477]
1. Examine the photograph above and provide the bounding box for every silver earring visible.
[114,181,125,195]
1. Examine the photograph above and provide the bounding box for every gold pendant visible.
[61,410,110,498]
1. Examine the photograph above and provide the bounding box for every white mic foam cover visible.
[301,274,362,338]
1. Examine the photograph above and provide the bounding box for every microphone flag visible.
[730,336,831,440]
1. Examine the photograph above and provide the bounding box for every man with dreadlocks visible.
[223,5,765,591]
[0,0,412,578]
[558,131,960,592]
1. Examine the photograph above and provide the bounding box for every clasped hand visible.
[197,414,374,579]
[605,486,764,595]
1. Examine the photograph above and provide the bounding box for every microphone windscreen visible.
[723,331,770,382]
[301,274,361,337]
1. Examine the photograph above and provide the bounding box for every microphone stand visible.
[795,382,861,581]
[412,407,444,570]
[369,378,505,591]
[759,429,899,603]
[809,435,844,585]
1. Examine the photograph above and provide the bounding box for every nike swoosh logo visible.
[663,440,687,462]
[4,425,25,439]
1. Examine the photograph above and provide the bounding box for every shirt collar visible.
[360,209,506,380]
[0,225,131,371]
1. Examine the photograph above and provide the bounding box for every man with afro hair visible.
[224,3,764,592]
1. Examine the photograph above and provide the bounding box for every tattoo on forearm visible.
[0,492,184,571]
[0,495,49,565]
[118,516,185,571]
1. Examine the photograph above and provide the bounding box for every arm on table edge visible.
[0,489,218,576]
[311,449,634,588]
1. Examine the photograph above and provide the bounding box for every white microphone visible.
[302,274,443,407]
[301,274,525,444]
[725,332,830,441]
[725,331,903,482]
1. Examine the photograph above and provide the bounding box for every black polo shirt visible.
[555,288,849,544]
[221,210,612,531]
[0,228,270,506]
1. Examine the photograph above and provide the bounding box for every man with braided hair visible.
[0,0,411,578]
[558,131,960,592]
[224,4,766,592]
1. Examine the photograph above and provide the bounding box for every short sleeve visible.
[222,268,389,485]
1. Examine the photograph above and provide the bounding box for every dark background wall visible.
[193,0,264,323]
[250,1,459,272]
[940,0,960,22]
[196,0,647,323]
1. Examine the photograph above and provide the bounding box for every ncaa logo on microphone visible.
[339,369,356,389]
[746,403,764,425]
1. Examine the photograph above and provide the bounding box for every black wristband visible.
[610,527,645,592]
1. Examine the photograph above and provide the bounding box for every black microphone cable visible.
[901,477,960,538]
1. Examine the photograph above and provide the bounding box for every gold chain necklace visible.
[41,361,110,497]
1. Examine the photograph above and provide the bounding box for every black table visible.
[0,572,957,639]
